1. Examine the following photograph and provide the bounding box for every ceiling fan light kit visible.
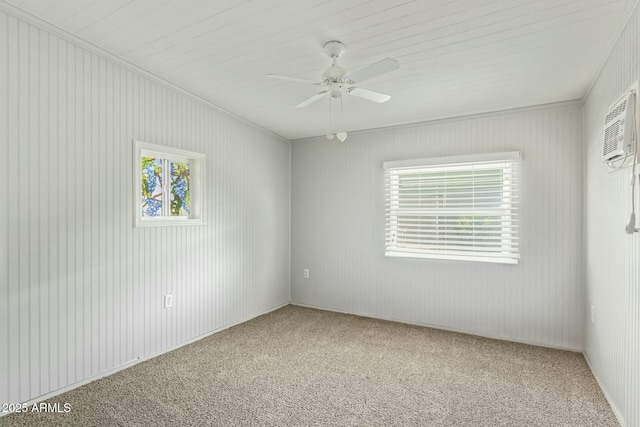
[268,40,399,139]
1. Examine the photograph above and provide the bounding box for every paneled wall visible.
[291,103,583,351]
[0,11,291,406]
[583,2,640,425]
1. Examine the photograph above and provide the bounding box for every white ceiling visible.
[7,0,637,139]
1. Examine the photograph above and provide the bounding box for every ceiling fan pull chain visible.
[337,96,347,142]
[340,96,343,132]
[327,96,335,140]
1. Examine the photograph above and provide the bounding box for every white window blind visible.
[384,152,520,264]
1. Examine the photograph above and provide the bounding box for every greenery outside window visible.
[134,140,204,227]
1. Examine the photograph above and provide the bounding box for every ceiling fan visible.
[267,40,399,109]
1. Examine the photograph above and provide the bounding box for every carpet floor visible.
[1,305,618,426]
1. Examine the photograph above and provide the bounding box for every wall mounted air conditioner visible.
[602,89,636,162]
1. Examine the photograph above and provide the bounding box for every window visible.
[134,140,204,227]
[383,152,520,264]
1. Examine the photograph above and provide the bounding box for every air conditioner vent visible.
[606,99,627,124]
[603,122,620,157]
[602,92,636,162]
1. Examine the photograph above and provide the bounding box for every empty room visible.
[1,0,640,425]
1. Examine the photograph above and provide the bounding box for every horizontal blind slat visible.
[386,209,518,215]
[387,232,519,240]
[386,247,520,258]
[389,242,518,251]
[385,218,519,224]
[387,244,517,253]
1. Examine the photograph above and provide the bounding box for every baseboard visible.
[0,301,289,418]
[290,302,583,353]
[583,352,625,427]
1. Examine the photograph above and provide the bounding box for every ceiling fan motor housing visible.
[323,65,347,84]
[322,41,347,86]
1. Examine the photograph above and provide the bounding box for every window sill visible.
[385,251,518,265]
[135,218,204,228]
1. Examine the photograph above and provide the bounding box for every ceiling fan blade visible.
[346,87,391,103]
[267,74,321,85]
[347,58,399,84]
[295,91,328,108]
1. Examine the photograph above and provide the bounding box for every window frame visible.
[134,140,205,228]
[383,151,520,265]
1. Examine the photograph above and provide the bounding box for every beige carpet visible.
[1,305,618,426]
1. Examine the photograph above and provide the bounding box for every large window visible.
[384,152,520,264]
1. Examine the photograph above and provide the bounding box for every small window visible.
[134,140,204,227]
[383,152,520,264]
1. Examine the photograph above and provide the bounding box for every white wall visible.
[583,2,640,425]
[291,103,583,351]
[0,10,291,406]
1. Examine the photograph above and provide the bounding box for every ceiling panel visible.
[7,0,636,139]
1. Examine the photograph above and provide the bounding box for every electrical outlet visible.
[303,269,310,279]
[590,305,595,323]
[164,294,173,308]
